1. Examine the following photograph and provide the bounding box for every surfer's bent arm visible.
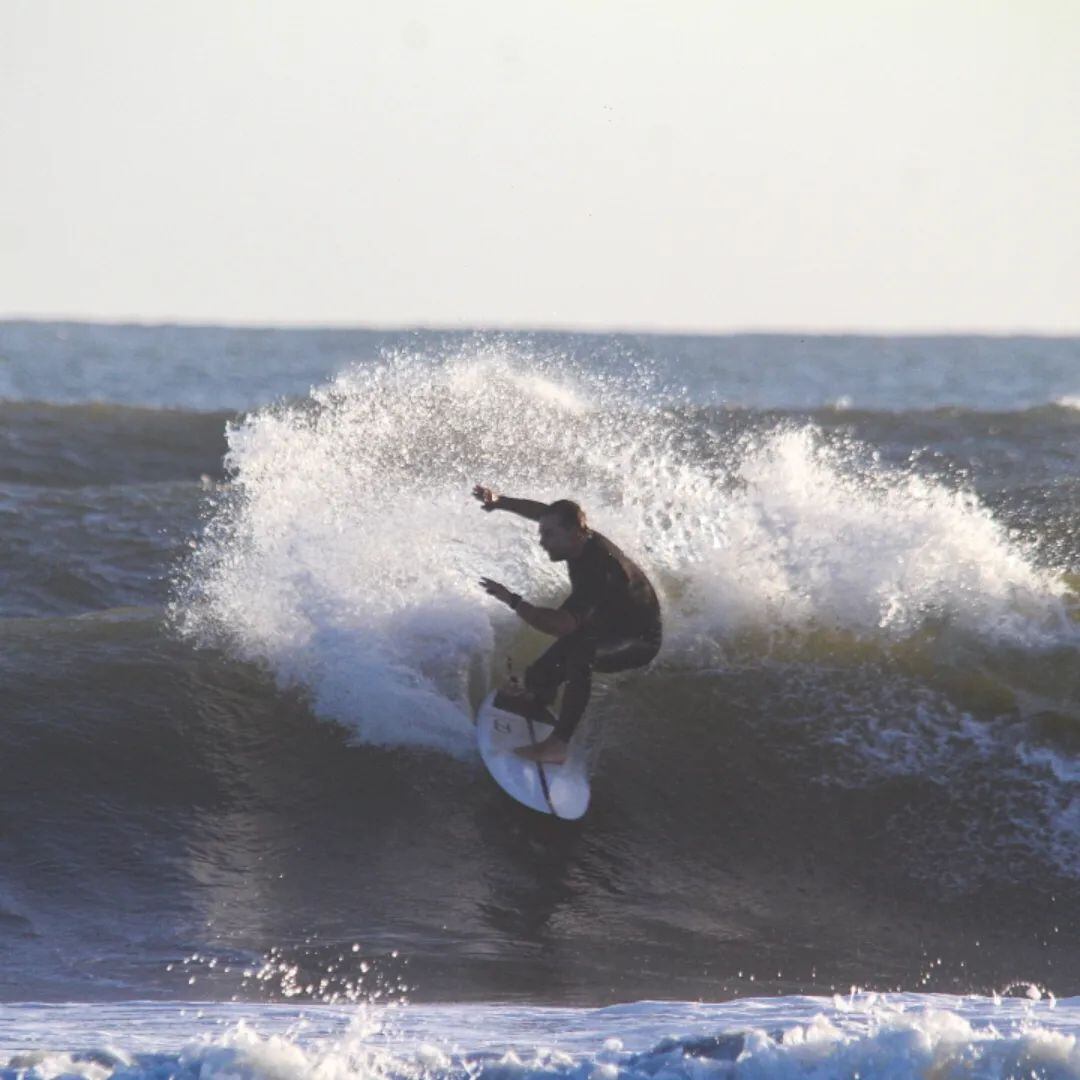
[478,576,578,637]
[514,600,578,637]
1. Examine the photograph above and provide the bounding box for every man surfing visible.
[474,485,662,764]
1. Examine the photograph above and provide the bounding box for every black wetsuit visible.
[525,530,662,742]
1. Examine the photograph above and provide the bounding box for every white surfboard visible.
[475,689,590,820]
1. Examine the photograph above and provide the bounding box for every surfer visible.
[474,485,661,764]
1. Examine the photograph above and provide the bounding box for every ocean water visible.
[2,321,1079,1076]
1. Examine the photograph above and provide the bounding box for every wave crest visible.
[172,345,1075,753]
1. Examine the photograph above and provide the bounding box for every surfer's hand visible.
[473,484,500,511]
[479,577,515,607]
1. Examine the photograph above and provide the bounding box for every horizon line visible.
[3,313,1080,339]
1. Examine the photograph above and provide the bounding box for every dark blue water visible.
[2,322,1079,1030]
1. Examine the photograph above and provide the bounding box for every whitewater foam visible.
[172,344,1075,756]
[5,995,1080,1079]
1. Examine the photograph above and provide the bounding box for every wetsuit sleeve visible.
[494,497,549,521]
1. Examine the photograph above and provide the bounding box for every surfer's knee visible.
[523,661,556,702]
[563,645,596,687]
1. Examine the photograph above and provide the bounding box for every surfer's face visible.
[538,516,582,561]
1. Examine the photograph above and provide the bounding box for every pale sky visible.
[2,0,1078,332]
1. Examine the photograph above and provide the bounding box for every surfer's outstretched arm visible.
[472,485,548,521]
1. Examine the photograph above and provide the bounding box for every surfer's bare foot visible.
[515,735,568,765]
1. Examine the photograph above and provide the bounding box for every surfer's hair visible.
[544,499,588,532]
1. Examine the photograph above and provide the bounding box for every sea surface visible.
[2,321,1080,1076]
